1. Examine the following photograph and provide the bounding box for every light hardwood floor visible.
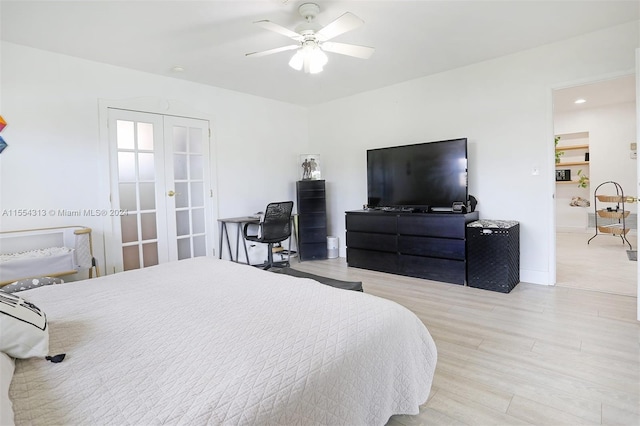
[288,258,639,426]
[556,231,637,297]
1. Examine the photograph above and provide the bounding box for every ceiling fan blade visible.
[245,44,299,58]
[254,20,302,40]
[315,12,364,41]
[321,42,374,59]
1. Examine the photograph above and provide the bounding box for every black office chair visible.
[243,201,294,270]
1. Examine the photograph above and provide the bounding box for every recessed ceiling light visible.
[574,98,586,104]
[171,66,185,73]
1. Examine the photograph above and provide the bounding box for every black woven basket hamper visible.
[466,220,520,293]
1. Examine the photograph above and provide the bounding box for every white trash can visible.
[327,236,339,259]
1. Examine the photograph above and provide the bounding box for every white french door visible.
[107,108,212,272]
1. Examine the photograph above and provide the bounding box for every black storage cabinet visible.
[466,220,520,293]
[296,180,328,261]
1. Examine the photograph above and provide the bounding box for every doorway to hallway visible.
[553,74,637,297]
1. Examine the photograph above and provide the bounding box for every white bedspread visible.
[9,257,437,425]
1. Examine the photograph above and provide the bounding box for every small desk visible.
[218,216,259,264]
[218,215,299,265]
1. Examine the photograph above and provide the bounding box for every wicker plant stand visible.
[588,181,633,250]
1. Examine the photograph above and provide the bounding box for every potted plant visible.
[577,169,589,188]
[555,136,564,164]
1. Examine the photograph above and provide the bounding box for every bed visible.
[3,257,437,425]
[0,226,98,286]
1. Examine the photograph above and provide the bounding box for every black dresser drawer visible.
[346,232,397,253]
[399,254,466,285]
[345,213,397,234]
[347,248,398,274]
[398,215,467,238]
[398,235,465,260]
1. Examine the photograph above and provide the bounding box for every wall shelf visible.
[556,144,589,151]
[556,161,589,167]
[555,133,589,189]
[556,131,589,140]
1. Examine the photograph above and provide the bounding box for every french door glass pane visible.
[190,155,203,179]
[193,235,206,257]
[190,128,203,154]
[176,210,190,236]
[177,238,191,260]
[191,182,204,207]
[121,214,138,244]
[141,213,157,240]
[118,152,136,181]
[173,126,187,152]
[139,182,156,210]
[117,120,135,149]
[137,122,154,150]
[175,182,189,208]
[174,154,188,180]
[122,245,140,271]
[119,183,137,211]
[143,242,159,267]
[192,208,205,234]
[138,153,155,180]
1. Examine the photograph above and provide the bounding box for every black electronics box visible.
[466,220,520,293]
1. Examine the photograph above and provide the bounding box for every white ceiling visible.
[553,74,636,113]
[1,0,639,106]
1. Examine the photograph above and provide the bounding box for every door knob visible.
[168,190,176,197]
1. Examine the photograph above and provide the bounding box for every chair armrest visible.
[243,222,261,239]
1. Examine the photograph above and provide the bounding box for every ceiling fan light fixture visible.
[289,42,328,73]
[250,3,373,74]
[288,49,305,71]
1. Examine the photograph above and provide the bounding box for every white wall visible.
[555,101,637,231]
[0,42,310,269]
[308,21,639,285]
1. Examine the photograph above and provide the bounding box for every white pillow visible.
[0,292,49,359]
[0,352,15,426]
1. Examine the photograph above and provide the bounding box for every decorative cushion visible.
[0,292,49,359]
[1,276,64,294]
[0,352,15,426]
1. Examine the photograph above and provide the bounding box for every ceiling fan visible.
[246,2,375,74]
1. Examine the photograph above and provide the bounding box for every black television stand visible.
[345,209,479,284]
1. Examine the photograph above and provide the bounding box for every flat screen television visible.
[367,138,468,212]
